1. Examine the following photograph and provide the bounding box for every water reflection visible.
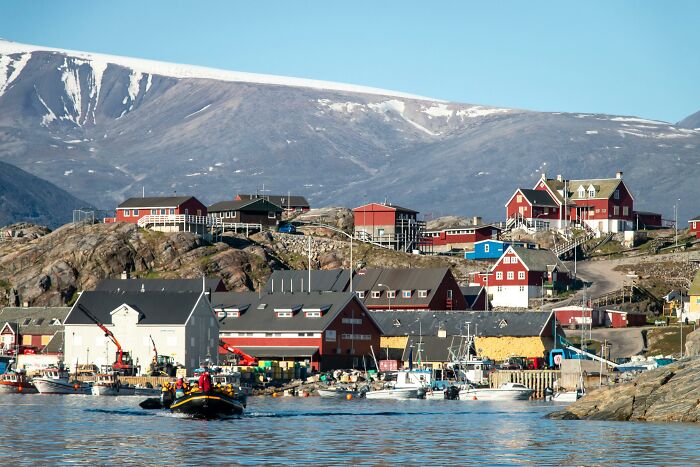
[2,394,700,465]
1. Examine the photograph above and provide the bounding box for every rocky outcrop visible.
[0,223,275,307]
[548,358,700,422]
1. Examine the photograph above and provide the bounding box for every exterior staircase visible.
[551,228,596,257]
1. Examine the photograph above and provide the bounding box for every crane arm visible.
[219,339,257,366]
[77,304,125,366]
[149,335,158,359]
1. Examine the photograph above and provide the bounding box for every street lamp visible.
[675,199,680,248]
[378,283,392,311]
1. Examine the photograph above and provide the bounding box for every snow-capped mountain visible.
[1,39,699,222]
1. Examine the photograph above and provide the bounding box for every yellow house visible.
[372,310,558,366]
[689,270,700,315]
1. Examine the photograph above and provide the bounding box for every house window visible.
[377,228,385,237]
[133,209,139,216]
[484,244,490,253]
[305,311,321,318]
[226,311,239,318]
[169,208,175,215]
[276,311,293,318]
[519,286,525,292]
[22,318,31,325]
[402,290,412,298]
[588,188,595,198]
[496,272,503,280]
[511,257,517,264]
[418,290,428,298]
[356,291,365,298]
[124,209,131,217]
[387,290,396,299]
[231,212,237,218]
[613,206,619,216]
[614,190,620,200]
[518,271,525,280]
[578,187,585,198]
[497,286,503,292]
[507,271,514,280]
[623,206,629,216]
[268,212,276,219]
[516,194,522,203]
[503,257,510,264]
[447,289,453,299]
[326,330,336,342]
[217,311,226,318]
[342,318,362,325]
[371,291,381,298]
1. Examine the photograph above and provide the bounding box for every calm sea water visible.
[0,394,697,466]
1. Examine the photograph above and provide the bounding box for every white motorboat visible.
[364,370,430,400]
[459,382,534,401]
[549,390,579,402]
[317,387,365,399]
[90,373,136,396]
[33,367,90,395]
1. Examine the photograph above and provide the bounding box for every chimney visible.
[120,270,130,280]
[556,174,563,182]
[616,171,623,179]
[472,216,482,225]
[541,172,546,180]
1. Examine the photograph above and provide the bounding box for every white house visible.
[63,290,219,374]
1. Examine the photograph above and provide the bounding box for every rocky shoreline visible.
[548,357,700,422]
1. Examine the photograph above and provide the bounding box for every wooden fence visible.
[489,370,561,399]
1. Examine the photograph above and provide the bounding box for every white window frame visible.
[387,290,396,299]
[371,291,381,299]
[418,290,428,298]
[133,209,139,216]
[503,257,510,264]
[518,271,525,280]
[356,291,365,298]
[169,208,175,215]
[402,290,412,298]
[496,271,503,280]
[578,187,585,198]
[276,311,293,318]
[588,188,595,198]
[614,205,620,216]
[623,206,628,216]
[268,211,276,219]
[507,271,514,280]
[124,209,131,217]
[217,311,226,318]
[614,189,620,200]
[305,311,321,318]
[519,286,525,292]
[511,257,518,264]
[325,330,336,342]
[484,244,490,253]
[497,286,503,292]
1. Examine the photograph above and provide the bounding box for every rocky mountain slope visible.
[678,109,700,129]
[548,358,700,422]
[0,160,89,228]
[1,40,699,222]
[0,222,478,307]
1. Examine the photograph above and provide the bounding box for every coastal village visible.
[2,169,699,409]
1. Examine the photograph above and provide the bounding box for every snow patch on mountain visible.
[0,52,31,96]
[0,39,438,101]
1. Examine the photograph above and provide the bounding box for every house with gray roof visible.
[235,194,310,214]
[63,290,219,374]
[212,291,382,371]
[472,246,571,309]
[0,307,69,355]
[371,310,558,365]
[95,277,227,297]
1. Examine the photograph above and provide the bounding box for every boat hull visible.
[459,388,534,401]
[0,382,37,394]
[364,388,425,400]
[170,392,245,419]
[91,385,136,396]
[34,378,90,395]
[317,388,363,399]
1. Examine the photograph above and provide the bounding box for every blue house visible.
[465,240,536,260]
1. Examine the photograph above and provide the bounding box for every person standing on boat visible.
[198,370,212,393]
[175,377,186,398]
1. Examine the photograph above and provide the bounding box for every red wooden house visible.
[420,224,501,253]
[472,246,570,309]
[106,196,207,224]
[353,202,424,251]
[690,215,700,239]
[506,172,635,234]
[0,307,69,355]
[213,291,382,371]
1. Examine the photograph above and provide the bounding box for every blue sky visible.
[2,1,698,122]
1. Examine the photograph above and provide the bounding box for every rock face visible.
[548,358,700,422]
[0,222,275,306]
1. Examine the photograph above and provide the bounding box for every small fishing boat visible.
[33,367,90,395]
[0,371,37,394]
[317,386,366,399]
[459,382,534,401]
[364,370,430,400]
[90,373,136,396]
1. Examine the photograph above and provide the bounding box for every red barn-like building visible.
[690,215,700,239]
[213,292,382,371]
[108,196,207,224]
[421,224,501,253]
[353,202,424,251]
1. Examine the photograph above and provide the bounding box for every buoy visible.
[74,384,80,390]
[472,396,478,400]
[18,386,23,393]
[302,391,309,398]
[272,392,278,398]
[346,393,353,400]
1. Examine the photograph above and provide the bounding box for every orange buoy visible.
[272,392,278,398]
[74,384,80,390]
[346,393,353,400]
[18,386,23,393]
[472,396,478,400]
[302,391,309,398]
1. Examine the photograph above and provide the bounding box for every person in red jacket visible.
[198,370,212,393]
